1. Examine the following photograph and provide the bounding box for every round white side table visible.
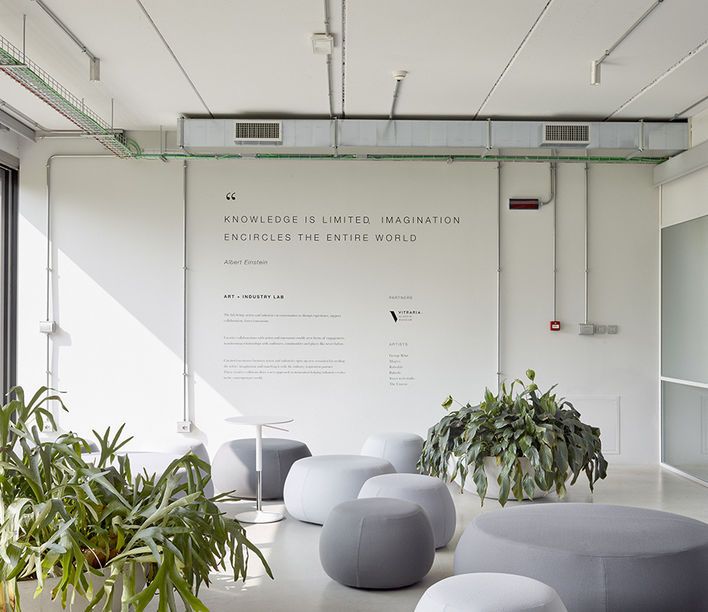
[225,415,294,524]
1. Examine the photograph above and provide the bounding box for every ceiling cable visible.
[473,0,554,119]
[134,0,213,117]
[605,37,708,119]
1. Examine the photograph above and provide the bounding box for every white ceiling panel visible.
[486,0,708,119]
[141,0,334,117]
[344,0,549,117]
[1,0,707,132]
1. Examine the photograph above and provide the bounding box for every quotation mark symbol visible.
[225,192,237,201]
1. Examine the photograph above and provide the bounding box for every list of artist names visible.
[388,341,415,387]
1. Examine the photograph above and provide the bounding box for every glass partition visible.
[661,214,708,481]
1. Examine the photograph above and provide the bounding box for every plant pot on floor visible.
[7,567,147,612]
[450,457,552,501]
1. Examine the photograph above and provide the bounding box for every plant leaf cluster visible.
[0,387,271,611]
[418,370,608,506]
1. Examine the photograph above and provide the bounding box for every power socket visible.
[596,325,607,334]
[607,325,618,335]
[176,420,192,433]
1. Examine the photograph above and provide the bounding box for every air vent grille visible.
[234,120,282,143]
[543,123,590,145]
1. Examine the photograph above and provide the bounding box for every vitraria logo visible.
[389,309,421,322]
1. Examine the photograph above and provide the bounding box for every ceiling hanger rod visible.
[591,0,664,85]
[30,0,100,80]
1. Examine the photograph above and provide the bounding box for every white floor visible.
[190,466,708,612]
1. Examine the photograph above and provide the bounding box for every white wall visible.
[662,164,708,228]
[0,130,19,160]
[17,139,660,463]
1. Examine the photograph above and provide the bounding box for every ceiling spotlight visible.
[590,60,601,86]
[311,33,333,55]
[393,70,408,81]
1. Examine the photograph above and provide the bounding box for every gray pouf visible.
[212,438,311,499]
[359,473,456,548]
[284,455,395,525]
[454,503,708,612]
[361,431,424,473]
[320,498,435,589]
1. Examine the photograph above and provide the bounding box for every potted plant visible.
[0,386,271,611]
[418,370,608,506]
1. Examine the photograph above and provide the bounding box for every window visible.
[0,162,18,397]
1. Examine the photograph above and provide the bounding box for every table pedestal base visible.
[235,509,285,524]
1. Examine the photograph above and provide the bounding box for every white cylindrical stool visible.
[361,432,423,473]
[415,574,567,612]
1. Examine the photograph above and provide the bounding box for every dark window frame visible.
[0,163,18,397]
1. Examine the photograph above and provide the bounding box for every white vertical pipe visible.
[45,160,52,398]
[584,162,589,324]
[551,163,557,321]
[658,184,663,462]
[496,161,502,391]
[182,160,189,423]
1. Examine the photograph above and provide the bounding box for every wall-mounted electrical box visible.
[177,421,192,433]
[578,323,595,335]
[39,320,56,334]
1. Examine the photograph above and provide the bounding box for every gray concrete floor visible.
[191,466,708,611]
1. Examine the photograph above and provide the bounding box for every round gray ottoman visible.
[359,473,456,548]
[454,503,708,611]
[284,455,395,524]
[361,431,424,473]
[320,498,434,589]
[212,438,311,499]
[415,573,567,612]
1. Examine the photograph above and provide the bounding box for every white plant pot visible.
[448,456,551,500]
[10,567,146,612]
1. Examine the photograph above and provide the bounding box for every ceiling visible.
[1,0,707,132]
